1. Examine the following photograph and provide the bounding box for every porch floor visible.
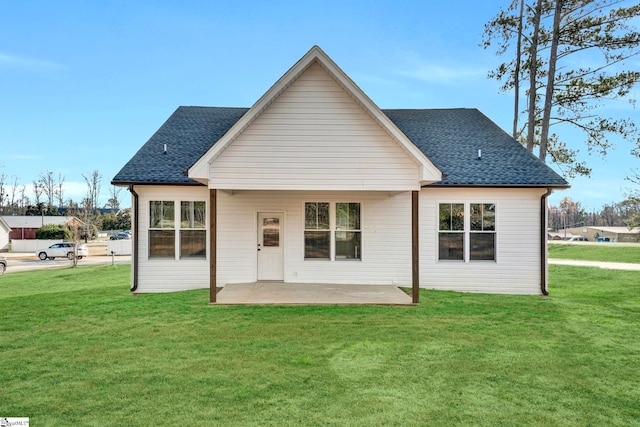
[215,282,415,305]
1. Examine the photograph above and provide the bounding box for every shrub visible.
[36,224,72,240]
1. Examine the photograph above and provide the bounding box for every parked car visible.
[36,243,89,260]
[110,232,131,240]
[0,256,6,275]
[568,236,588,242]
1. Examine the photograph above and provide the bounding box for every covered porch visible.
[215,282,415,305]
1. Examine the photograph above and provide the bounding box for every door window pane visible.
[263,217,280,247]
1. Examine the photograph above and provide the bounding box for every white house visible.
[0,216,11,252]
[112,46,568,302]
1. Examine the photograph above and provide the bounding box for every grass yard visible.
[548,242,640,263]
[1,265,639,426]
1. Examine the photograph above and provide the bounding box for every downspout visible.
[128,185,139,292]
[540,188,552,296]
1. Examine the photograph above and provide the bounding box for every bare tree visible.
[32,180,43,206]
[105,185,122,210]
[82,170,102,211]
[55,173,66,208]
[39,170,57,209]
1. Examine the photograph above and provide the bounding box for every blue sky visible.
[1,0,638,210]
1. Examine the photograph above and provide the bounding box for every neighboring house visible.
[2,215,85,240]
[567,226,640,242]
[0,216,11,252]
[112,46,568,300]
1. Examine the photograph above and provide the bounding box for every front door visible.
[257,212,284,281]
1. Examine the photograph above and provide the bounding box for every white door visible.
[257,212,284,281]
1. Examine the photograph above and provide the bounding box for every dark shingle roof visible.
[112,106,568,188]
[384,108,569,187]
[112,107,249,184]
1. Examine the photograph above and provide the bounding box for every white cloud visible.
[397,63,486,84]
[391,50,487,84]
[0,52,65,71]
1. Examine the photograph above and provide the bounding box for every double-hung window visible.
[305,202,361,260]
[149,200,207,259]
[470,203,496,260]
[439,203,464,260]
[180,201,206,258]
[149,201,175,258]
[304,202,330,259]
[438,202,496,262]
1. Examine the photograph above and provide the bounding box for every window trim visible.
[437,201,497,263]
[148,199,208,260]
[303,201,363,261]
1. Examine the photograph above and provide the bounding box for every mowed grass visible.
[549,242,640,263]
[1,265,639,426]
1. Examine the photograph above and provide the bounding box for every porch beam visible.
[412,190,419,303]
[209,189,217,303]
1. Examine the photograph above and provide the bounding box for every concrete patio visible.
[215,282,415,305]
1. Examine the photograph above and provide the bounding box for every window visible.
[439,203,464,261]
[149,200,207,259]
[149,201,175,258]
[304,202,361,261]
[438,202,496,262]
[335,203,361,260]
[304,202,330,259]
[470,203,496,261]
[180,201,206,258]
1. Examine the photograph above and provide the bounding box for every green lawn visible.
[1,265,639,426]
[548,242,640,263]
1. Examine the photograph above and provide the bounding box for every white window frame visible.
[437,202,497,263]
[149,199,208,260]
[303,201,362,261]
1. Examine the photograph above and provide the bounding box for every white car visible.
[36,243,89,260]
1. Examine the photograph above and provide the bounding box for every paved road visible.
[2,254,131,274]
[2,254,638,274]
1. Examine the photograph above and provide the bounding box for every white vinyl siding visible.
[135,186,210,293]
[217,190,411,287]
[133,186,546,295]
[209,62,421,191]
[422,188,545,295]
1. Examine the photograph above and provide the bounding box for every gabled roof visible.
[112,106,569,188]
[188,46,441,185]
[113,107,249,185]
[384,109,569,187]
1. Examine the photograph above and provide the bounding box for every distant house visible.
[112,46,568,300]
[567,226,640,242]
[2,216,85,240]
[0,217,11,252]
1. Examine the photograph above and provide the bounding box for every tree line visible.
[549,196,640,231]
[0,168,130,233]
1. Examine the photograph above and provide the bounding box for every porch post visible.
[412,190,420,304]
[209,189,217,303]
